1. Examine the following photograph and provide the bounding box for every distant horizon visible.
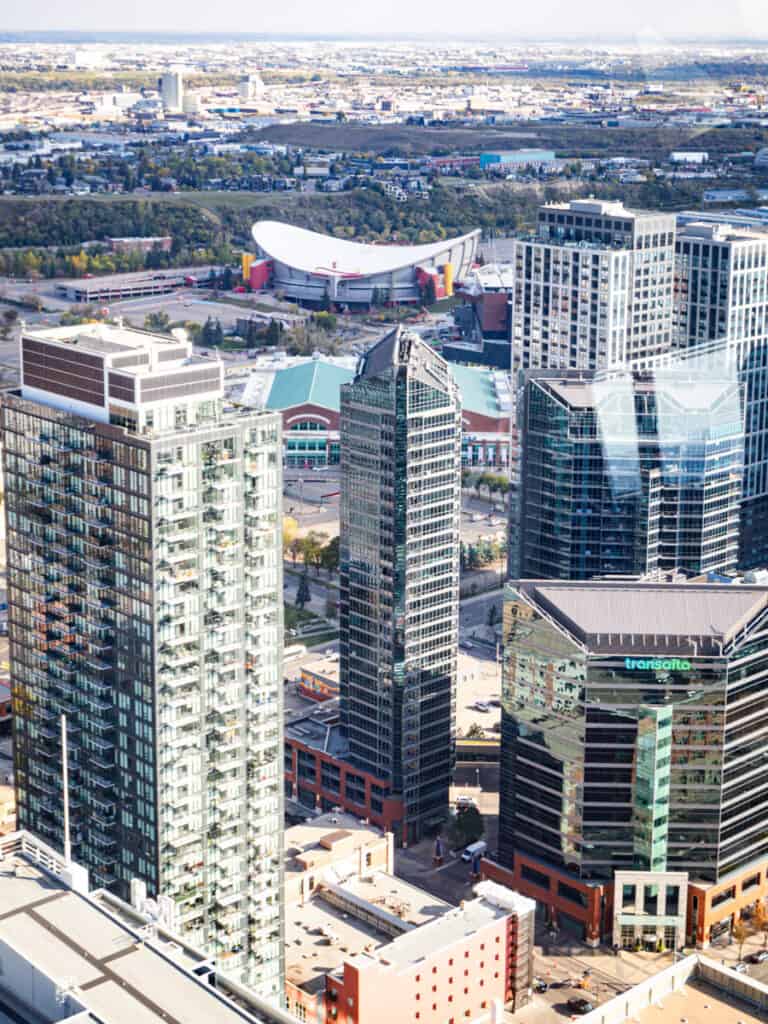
[3,29,768,45]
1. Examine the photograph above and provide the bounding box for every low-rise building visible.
[282,812,535,1024]
[0,829,297,1024]
[240,356,513,469]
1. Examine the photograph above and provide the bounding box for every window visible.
[558,881,588,907]
[521,863,551,890]
[622,884,636,908]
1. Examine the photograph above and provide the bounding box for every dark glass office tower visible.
[339,327,461,844]
[510,368,744,580]
[499,579,768,886]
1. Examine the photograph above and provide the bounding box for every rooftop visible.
[677,220,768,243]
[346,881,532,975]
[252,220,479,277]
[632,981,764,1024]
[285,811,386,877]
[0,831,296,1024]
[540,198,670,220]
[285,872,452,993]
[244,352,506,419]
[22,321,194,366]
[516,580,768,656]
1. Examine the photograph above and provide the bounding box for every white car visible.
[474,701,490,713]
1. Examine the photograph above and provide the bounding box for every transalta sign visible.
[624,657,692,671]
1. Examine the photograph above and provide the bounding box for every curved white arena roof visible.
[252,220,479,278]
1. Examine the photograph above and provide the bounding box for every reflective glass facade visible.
[672,226,768,569]
[339,329,461,843]
[2,336,285,998]
[499,581,768,887]
[512,369,743,580]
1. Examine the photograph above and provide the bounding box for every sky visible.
[5,0,768,42]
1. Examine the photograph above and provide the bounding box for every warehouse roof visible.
[252,221,479,278]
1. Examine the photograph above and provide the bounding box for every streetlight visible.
[475,767,481,792]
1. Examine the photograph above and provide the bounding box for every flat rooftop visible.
[23,322,192,361]
[0,850,284,1024]
[286,872,452,993]
[285,810,385,875]
[636,979,764,1024]
[516,580,768,656]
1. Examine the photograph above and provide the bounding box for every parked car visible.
[461,840,488,863]
[473,701,490,713]
[748,950,768,964]
[733,962,749,973]
[533,979,548,993]
[567,997,595,1014]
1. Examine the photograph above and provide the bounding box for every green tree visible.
[320,535,340,576]
[465,723,485,739]
[144,311,171,333]
[447,805,484,850]
[295,571,311,610]
[265,318,283,346]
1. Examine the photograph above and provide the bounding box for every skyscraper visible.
[497,578,768,945]
[159,69,184,112]
[2,322,284,997]
[511,199,676,374]
[511,368,744,580]
[673,221,768,569]
[339,327,461,844]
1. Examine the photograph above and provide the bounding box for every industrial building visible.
[492,577,768,947]
[2,322,284,996]
[339,328,462,844]
[250,220,479,307]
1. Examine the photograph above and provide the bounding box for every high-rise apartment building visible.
[511,368,744,580]
[159,69,184,112]
[673,221,768,569]
[511,199,676,374]
[2,323,284,997]
[339,327,461,844]
[497,578,768,945]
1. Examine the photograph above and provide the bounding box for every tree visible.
[465,723,485,739]
[0,308,18,340]
[283,516,299,552]
[265,318,283,346]
[320,535,340,576]
[302,530,328,576]
[144,311,170,333]
[755,901,768,949]
[295,571,311,610]
[733,918,749,961]
[487,604,500,628]
[447,805,484,851]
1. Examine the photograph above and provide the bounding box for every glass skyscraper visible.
[672,221,768,570]
[339,327,461,844]
[499,578,768,886]
[511,367,744,580]
[2,322,284,998]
